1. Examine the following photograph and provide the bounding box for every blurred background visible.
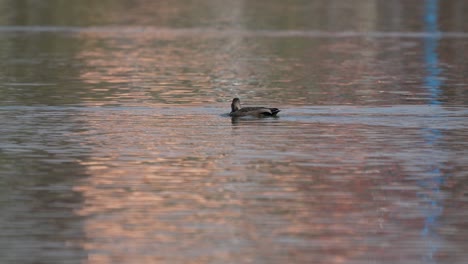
[0,1,467,263]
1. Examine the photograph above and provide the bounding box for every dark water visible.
[1,1,468,263]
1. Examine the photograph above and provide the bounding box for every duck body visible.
[229,98,280,117]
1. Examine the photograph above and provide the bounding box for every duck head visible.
[231,98,241,112]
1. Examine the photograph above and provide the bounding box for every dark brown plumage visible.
[229,98,280,117]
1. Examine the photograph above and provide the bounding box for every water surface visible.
[1,1,468,263]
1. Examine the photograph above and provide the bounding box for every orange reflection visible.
[68,1,454,263]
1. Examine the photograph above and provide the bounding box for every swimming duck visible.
[229,98,280,117]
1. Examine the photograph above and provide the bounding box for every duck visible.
[229,98,280,117]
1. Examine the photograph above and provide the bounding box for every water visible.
[1,1,468,263]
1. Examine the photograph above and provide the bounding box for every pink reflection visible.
[71,101,418,263]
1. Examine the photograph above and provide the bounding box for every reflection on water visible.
[2,105,467,263]
[1,0,468,263]
[420,1,443,263]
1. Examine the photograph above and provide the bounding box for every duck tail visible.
[270,108,280,116]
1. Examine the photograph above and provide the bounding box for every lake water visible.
[1,1,467,263]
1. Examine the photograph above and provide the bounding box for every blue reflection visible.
[424,0,442,106]
[420,0,444,263]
